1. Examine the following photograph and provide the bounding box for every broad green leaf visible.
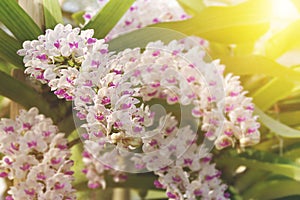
[243,179,300,199]
[265,20,300,59]
[280,101,300,112]
[239,75,272,96]
[210,42,254,60]
[0,29,23,68]
[0,95,10,118]
[234,169,270,194]
[284,142,300,161]
[278,93,300,113]
[152,0,272,44]
[0,61,16,75]
[108,27,186,52]
[43,0,63,29]
[220,55,300,82]
[0,70,48,112]
[72,11,85,26]
[254,107,300,138]
[209,42,232,58]
[68,131,86,186]
[217,149,300,181]
[83,0,135,39]
[145,190,167,200]
[276,196,300,200]
[76,189,113,200]
[0,0,42,42]
[0,70,70,128]
[177,0,206,14]
[277,111,300,126]
[58,112,76,136]
[227,186,243,200]
[252,78,294,111]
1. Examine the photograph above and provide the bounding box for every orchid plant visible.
[0,0,300,200]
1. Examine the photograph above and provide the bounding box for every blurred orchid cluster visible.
[0,0,263,199]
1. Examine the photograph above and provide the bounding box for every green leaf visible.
[0,0,42,42]
[277,111,300,126]
[0,29,23,68]
[220,55,300,82]
[43,0,63,29]
[217,150,300,181]
[0,61,17,75]
[108,27,186,52]
[278,95,300,114]
[177,0,206,14]
[233,169,270,194]
[254,107,300,138]
[227,186,243,200]
[57,113,76,136]
[0,70,49,112]
[68,131,86,186]
[243,179,300,199]
[0,95,9,118]
[252,78,295,111]
[265,20,300,59]
[83,0,135,39]
[0,70,72,132]
[284,142,300,161]
[238,75,272,96]
[76,189,113,200]
[152,0,272,44]
[144,190,166,200]
[72,11,85,26]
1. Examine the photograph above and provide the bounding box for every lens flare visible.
[272,0,299,20]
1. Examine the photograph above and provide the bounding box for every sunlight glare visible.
[272,0,299,20]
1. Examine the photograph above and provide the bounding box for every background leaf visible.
[0,29,23,68]
[265,20,300,59]
[277,111,300,127]
[177,0,206,14]
[83,0,135,39]
[243,179,300,199]
[220,55,300,82]
[217,149,300,181]
[0,0,42,41]
[252,78,295,111]
[254,107,300,138]
[43,0,63,29]
[0,70,73,133]
[108,27,186,52]
[72,11,85,25]
[152,0,272,44]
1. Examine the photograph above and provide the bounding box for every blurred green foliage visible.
[0,0,300,199]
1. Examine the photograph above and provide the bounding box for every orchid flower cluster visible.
[0,108,75,200]
[14,21,261,199]
[17,24,111,101]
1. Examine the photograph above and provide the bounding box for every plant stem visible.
[9,69,25,119]
[68,138,81,148]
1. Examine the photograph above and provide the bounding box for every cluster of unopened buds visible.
[14,21,261,199]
